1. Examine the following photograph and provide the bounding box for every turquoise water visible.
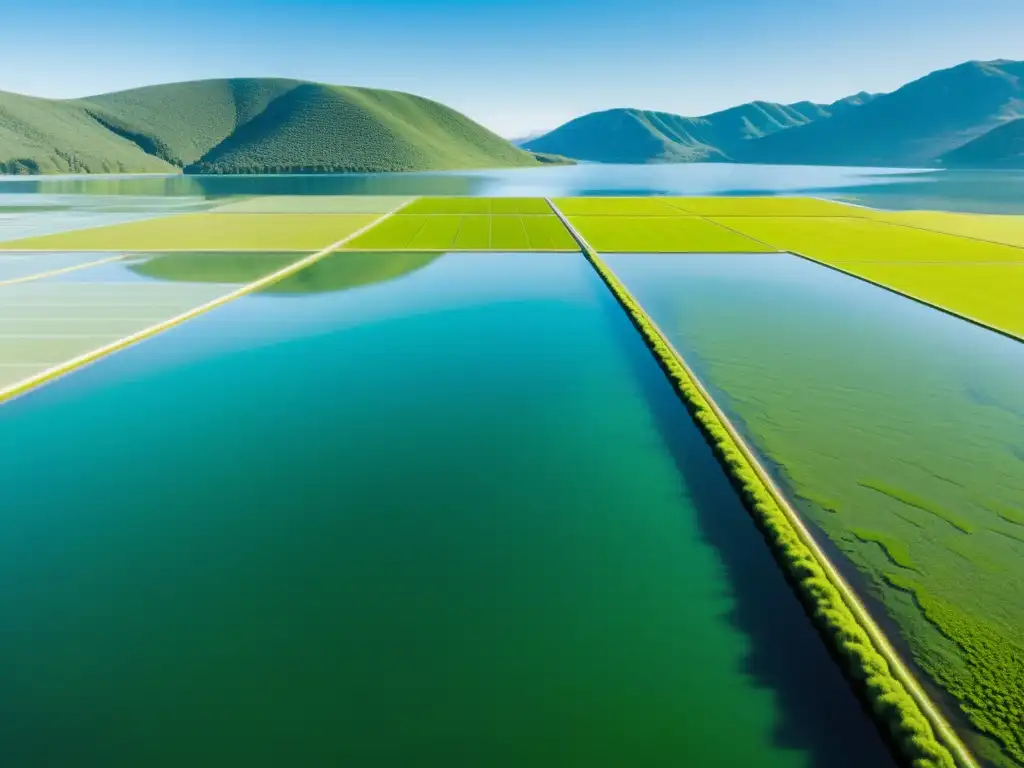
[604,252,1024,767]
[0,252,894,767]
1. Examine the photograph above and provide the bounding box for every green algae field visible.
[0,212,383,252]
[547,196,1024,338]
[4,190,1024,768]
[339,199,578,250]
[604,252,1024,767]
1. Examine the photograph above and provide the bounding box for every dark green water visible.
[604,252,1024,768]
[0,252,894,767]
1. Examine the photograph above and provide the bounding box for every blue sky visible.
[4,0,1022,136]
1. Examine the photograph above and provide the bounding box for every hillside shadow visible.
[128,250,442,294]
[599,291,899,768]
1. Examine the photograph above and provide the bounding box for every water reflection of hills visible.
[129,251,442,294]
[0,173,481,198]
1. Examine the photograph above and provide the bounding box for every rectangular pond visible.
[604,251,1024,768]
[0,252,306,390]
[0,251,895,767]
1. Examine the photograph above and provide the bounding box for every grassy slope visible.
[0,91,174,174]
[741,60,1024,167]
[80,79,303,167]
[941,118,1024,168]
[1,79,540,175]
[189,84,540,174]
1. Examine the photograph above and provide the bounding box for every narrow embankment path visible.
[705,203,1024,344]
[0,201,414,406]
[546,197,978,768]
[0,254,132,287]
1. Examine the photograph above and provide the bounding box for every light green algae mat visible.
[566,215,776,252]
[0,214,381,251]
[606,252,1024,768]
[343,214,577,250]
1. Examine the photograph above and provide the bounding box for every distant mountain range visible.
[0,79,545,175]
[3,61,1023,175]
[524,60,1024,169]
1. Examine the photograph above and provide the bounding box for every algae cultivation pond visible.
[604,252,1024,768]
[0,251,895,767]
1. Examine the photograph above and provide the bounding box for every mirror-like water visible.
[0,252,895,767]
[2,165,1024,213]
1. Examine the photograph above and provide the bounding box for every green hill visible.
[523,95,879,163]
[0,79,541,175]
[941,118,1024,168]
[0,91,174,174]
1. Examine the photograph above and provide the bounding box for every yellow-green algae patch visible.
[343,213,575,250]
[0,214,381,252]
[568,215,775,252]
[870,210,1024,249]
[670,197,868,217]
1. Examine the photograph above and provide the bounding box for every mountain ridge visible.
[523,92,881,163]
[525,59,1024,168]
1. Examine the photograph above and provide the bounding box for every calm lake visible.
[2,164,1024,213]
[0,252,895,767]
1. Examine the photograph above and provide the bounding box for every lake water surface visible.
[2,164,1024,213]
[0,252,895,767]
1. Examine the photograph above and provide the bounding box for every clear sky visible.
[3,0,1022,137]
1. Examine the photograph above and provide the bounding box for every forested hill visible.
[0,78,542,175]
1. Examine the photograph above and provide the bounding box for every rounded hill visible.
[1,78,541,175]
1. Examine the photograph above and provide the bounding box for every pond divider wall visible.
[0,200,416,408]
[0,254,131,288]
[705,210,1023,344]
[787,252,1023,344]
[546,198,976,768]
